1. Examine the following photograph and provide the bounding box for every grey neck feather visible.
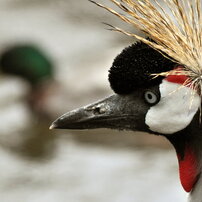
[189,176,202,202]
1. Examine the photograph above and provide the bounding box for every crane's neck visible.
[167,112,202,202]
[189,176,202,202]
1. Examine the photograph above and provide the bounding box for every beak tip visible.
[49,123,57,130]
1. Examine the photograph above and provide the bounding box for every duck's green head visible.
[0,45,54,85]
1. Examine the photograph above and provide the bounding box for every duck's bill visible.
[50,94,147,131]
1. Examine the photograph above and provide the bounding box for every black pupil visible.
[147,93,153,100]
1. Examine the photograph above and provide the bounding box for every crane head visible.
[50,42,201,135]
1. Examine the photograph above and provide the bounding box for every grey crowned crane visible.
[51,1,202,201]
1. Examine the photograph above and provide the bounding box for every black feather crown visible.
[109,41,177,94]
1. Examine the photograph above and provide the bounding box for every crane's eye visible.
[144,91,159,105]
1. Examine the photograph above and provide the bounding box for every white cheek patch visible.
[145,80,201,134]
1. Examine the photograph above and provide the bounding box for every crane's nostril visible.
[93,107,106,115]
[94,107,100,115]
[86,104,107,115]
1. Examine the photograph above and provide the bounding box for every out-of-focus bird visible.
[0,44,56,160]
[0,44,55,118]
[51,0,202,201]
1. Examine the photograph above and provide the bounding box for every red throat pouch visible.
[177,147,199,192]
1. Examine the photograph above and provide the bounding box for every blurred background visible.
[0,0,187,201]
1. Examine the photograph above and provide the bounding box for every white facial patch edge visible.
[145,80,201,134]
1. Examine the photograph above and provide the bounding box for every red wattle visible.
[177,147,198,192]
[165,66,190,86]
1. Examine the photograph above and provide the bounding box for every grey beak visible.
[50,93,148,132]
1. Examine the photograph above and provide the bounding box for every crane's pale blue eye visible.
[144,91,159,105]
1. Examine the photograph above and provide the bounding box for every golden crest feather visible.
[90,0,202,96]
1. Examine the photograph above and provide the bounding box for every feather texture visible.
[90,0,202,96]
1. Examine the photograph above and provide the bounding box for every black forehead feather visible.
[108,41,177,94]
